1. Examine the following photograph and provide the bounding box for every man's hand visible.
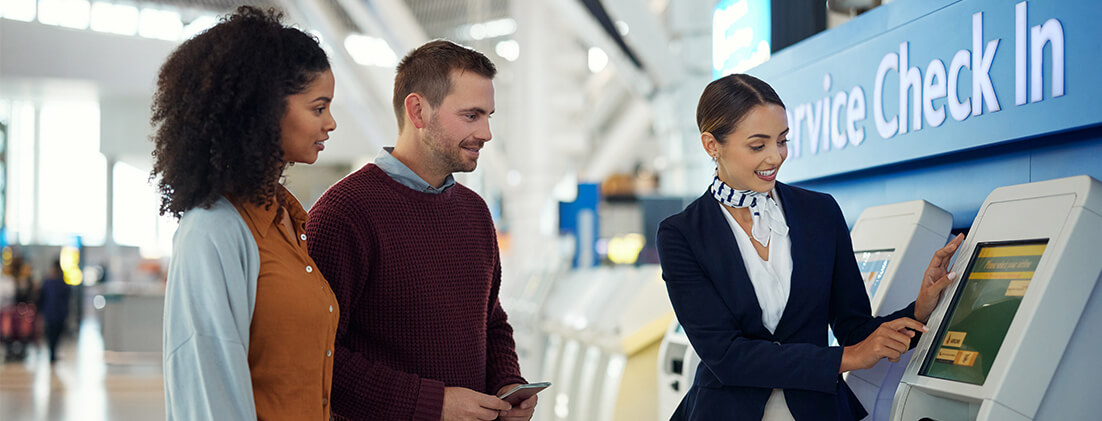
[840,317,927,373]
[915,233,965,323]
[496,384,538,421]
[441,387,510,421]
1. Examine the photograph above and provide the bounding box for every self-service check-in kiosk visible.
[538,268,610,421]
[657,200,952,421]
[656,318,701,419]
[847,200,953,421]
[892,175,1102,420]
[499,266,560,383]
[540,265,673,421]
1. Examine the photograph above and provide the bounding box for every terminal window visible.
[919,240,1047,385]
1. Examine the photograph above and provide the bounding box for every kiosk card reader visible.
[891,176,1102,421]
[847,200,952,421]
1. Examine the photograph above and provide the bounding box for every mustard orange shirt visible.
[233,188,339,420]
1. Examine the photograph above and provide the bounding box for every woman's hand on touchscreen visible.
[915,233,964,323]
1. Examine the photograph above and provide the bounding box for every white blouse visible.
[717,191,792,334]
[717,190,796,421]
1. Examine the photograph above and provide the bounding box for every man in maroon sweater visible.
[306,40,536,421]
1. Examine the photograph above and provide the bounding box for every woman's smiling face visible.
[705,103,789,193]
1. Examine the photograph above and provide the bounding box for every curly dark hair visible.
[150,6,330,218]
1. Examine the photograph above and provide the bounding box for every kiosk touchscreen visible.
[829,249,895,347]
[854,249,895,300]
[920,241,1045,385]
[892,176,1102,421]
[846,200,952,421]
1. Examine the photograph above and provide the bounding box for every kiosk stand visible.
[847,200,952,421]
[892,176,1102,420]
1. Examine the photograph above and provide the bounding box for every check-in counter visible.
[95,282,165,354]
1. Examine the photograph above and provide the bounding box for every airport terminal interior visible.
[2,0,1101,419]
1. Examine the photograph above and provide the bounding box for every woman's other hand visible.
[914,233,965,323]
[840,317,927,372]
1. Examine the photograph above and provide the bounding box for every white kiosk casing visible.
[539,265,673,421]
[656,318,701,420]
[498,266,560,387]
[891,175,1102,421]
[538,268,611,421]
[847,200,952,421]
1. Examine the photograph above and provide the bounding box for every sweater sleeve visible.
[306,201,446,421]
[484,244,527,394]
[163,201,259,421]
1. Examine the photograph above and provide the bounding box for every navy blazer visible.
[657,182,915,421]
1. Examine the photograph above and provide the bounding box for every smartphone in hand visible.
[497,382,551,406]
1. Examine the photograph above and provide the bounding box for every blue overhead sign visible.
[749,0,1102,182]
[713,0,771,78]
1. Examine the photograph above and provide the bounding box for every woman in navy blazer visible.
[657,74,963,420]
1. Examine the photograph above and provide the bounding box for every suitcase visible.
[1,303,38,360]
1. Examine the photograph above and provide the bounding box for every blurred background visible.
[2,0,1100,419]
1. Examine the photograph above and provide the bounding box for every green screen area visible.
[920,240,1047,385]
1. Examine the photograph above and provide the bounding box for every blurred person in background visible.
[11,256,33,305]
[37,259,70,363]
[151,6,338,420]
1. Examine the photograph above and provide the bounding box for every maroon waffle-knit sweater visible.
[305,164,525,420]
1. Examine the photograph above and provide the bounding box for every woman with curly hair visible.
[154,6,339,420]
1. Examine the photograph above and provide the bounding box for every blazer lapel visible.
[771,182,812,340]
[693,191,769,337]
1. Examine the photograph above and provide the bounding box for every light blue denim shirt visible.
[374,147,455,194]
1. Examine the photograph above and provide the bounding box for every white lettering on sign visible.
[787,0,1065,159]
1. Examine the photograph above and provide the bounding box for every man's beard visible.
[423,117,478,174]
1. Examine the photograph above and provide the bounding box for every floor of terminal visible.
[0,319,165,421]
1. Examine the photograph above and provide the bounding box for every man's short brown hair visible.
[392,39,497,130]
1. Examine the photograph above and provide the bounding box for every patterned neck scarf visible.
[710,174,789,246]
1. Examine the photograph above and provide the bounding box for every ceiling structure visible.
[1,0,716,191]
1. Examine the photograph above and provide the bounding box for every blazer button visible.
[773,341,781,345]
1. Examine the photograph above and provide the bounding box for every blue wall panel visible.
[796,125,1102,229]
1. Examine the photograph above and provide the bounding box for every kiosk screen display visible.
[854,249,894,299]
[919,240,1047,385]
[830,249,895,346]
